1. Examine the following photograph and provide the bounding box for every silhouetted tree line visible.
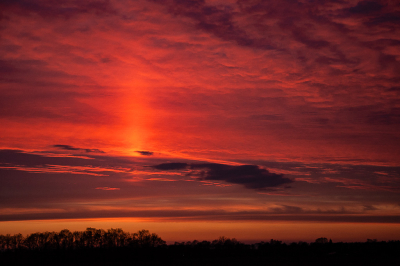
[0,228,165,251]
[1,229,400,266]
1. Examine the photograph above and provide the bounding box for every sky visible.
[1,0,400,243]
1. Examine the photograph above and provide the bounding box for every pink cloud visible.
[95,187,120,191]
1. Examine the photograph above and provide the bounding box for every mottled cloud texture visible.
[0,0,400,234]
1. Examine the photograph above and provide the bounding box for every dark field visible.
[1,229,399,266]
[2,240,400,266]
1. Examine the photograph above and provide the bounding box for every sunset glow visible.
[1,0,400,243]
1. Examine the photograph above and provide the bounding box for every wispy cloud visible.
[96,187,120,191]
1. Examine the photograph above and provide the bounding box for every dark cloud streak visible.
[153,163,188,170]
[152,162,293,190]
[135,151,154,156]
[1,209,399,224]
[54,144,105,153]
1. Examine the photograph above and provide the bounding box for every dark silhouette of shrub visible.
[315,237,329,244]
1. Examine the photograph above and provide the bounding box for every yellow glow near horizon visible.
[1,219,400,243]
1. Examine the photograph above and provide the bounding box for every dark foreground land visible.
[1,229,399,265]
[2,241,400,266]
